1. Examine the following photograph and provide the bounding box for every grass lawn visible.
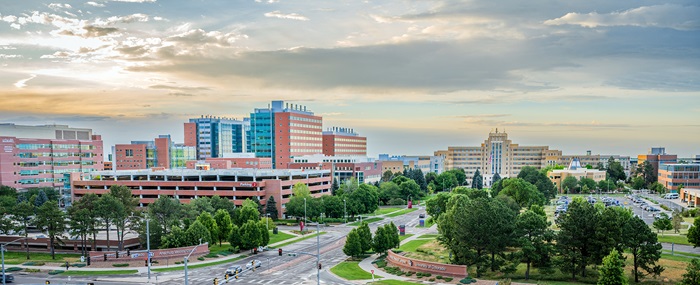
[269,232,326,249]
[657,234,690,245]
[374,207,404,215]
[416,234,439,239]
[59,270,138,276]
[385,208,418,218]
[330,261,382,280]
[349,217,383,226]
[398,239,432,253]
[369,280,421,285]
[2,251,81,265]
[399,234,414,242]
[152,255,246,273]
[208,242,237,254]
[269,231,296,245]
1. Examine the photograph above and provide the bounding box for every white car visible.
[246,260,262,270]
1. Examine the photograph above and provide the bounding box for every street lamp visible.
[266,213,270,231]
[343,199,347,224]
[184,241,207,285]
[2,236,37,285]
[304,198,307,229]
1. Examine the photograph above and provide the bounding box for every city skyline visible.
[0,0,698,157]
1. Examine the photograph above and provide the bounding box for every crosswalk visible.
[175,276,346,284]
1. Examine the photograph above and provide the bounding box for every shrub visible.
[205,253,219,258]
[436,275,443,279]
[25,269,40,273]
[175,261,183,264]
[460,277,477,284]
[112,263,130,267]
[429,278,435,282]
[499,278,512,285]
[70,263,87,268]
[387,198,406,206]
[444,277,453,282]
[22,261,46,266]
[423,273,432,277]
[660,204,671,211]
[6,267,22,272]
[197,256,205,261]
[48,270,65,275]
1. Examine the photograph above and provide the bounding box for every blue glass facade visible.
[248,110,274,160]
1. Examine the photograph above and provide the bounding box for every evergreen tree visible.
[556,198,598,279]
[34,189,48,207]
[672,211,683,234]
[343,229,363,259]
[687,217,700,247]
[680,259,700,285]
[13,201,34,260]
[492,172,501,185]
[623,216,663,283]
[332,178,339,195]
[472,169,483,189]
[371,226,391,254]
[652,213,673,235]
[516,210,554,280]
[597,249,628,285]
[357,222,372,253]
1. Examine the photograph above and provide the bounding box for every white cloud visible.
[110,0,156,2]
[545,4,700,31]
[48,3,72,11]
[14,74,37,88]
[264,11,309,21]
[86,2,106,7]
[0,54,23,59]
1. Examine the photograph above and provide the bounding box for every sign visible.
[371,270,374,274]
[80,256,85,263]
[408,200,413,209]
[300,221,305,231]
[149,252,154,258]
[1,139,13,143]
[240,182,258,187]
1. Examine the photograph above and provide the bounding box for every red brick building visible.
[322,127,367,156]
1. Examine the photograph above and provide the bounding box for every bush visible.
[70,263,87,268]
[112,263,130,267]
[387,198,406,206]
[205,253,219,258]
[437,275,443,279]
[25,269,40,273]
[321,218,346,223]
[429,278,435,282]
[22,261,46,266]
[48,270,65,275]
[660,204,671,211]
[175,261,183,264]
[444,277,453,282]
[423,273,432,277]
[6,267,22,272]
[197,256,205,261]
[690,209,699,217]
[460,277,477,284]
[499,278,512,285]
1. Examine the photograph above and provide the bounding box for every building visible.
[548,158,606,193]
[104,161,113,171]
[638,147,677,179]
[185,116,249,160]
[322,127,367,156]
[680,188,700,208]
[658,164,700,192]
[288,154,383,184]
[248,101,323,169]
[185,154,273,170]
[378,154,435,174]
[559,152,632,177]
[114,135,196,170]
[0,124,104,191]
[70,168,331,218]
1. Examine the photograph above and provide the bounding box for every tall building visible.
[638,147,677,179]
[658,164,699,192]
[322,127,367,156]
[248,101,323,169]
[185,116,249,160]
[114,135,195,170]
[0,124,104,190]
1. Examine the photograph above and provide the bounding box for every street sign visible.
[148,252,154,258]
[371,270,374,274]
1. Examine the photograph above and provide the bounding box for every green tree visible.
[238,220,262,250]
[556,198,598,279]
[13,201,35,260]
[148,196,182,236]
[257,220,270,246]
[185,220,212,246]
[579,178,597,193]
[357,222,372,253]
[265,196,279,219]
[606,157,627,182]
[387,222,400,249]
[35,201,66,259]
[108,185,138,250]
[448,169,467,186]
[562,176,579,194]
[672,211,683,234]
[228,224,241,249]
[623,216,663,283]
[371,226,391,254]
[348,184,379,214]
[497,178,546,207]
[518,166,557,199]
[688,217,700,247]
[75,193,100,251]
[381,170,394,182]
[96,194,121,251]
[398,180,422,201]
[214,209,233,246]
[426,192,451,220]
[234,200,261,227]
[332,178,339,195]
[435,172,458,192]
[210,195,235,218]
[161,226,187,248]
[652,213,673,235]
[322,195,343,219]
[592,206,631,265]
[472,169,483,189]
[680,259,700,285]
[413,169,428,191]
[197,212,219,245]
[649,182,666,194]
[378,182,401,205]
[67,206,91,256]
[598,179,616,192]
[637,161,656,187]
[631,176,645,190]
[516,210,554,280]
[343,229,363,259]
[492,172,502,185]
[34,189,48,207]
[191,197,214,213]
[597,249,628,285]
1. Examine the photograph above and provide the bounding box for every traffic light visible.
[213,278,218,285]
[235,274,239,279]
[87,256,91,266]
[252,261,255,271]
[278,248,282,256]
[45,281,50,284]
[103,253,107,261]
[318,263,322,270]
[225,273,229,280]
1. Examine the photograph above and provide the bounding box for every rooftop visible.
[86,168,330,177]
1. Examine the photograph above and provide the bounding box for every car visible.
[225,265,243,276]
[419,214,425,219]
[648,207,661,212]
[1,273,14,283]
[246,260,262,270]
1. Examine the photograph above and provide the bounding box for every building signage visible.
[3,146,12,153]
[240,182,258,187]
[1,139,13,143]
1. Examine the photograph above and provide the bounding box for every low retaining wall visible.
[386,250,467,278]
[89,243,209,263]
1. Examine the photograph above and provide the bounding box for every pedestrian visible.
[65,261,69,271]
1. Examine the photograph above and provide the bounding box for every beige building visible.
[548,158,606,193]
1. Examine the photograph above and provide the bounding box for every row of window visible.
[289,123,321,129]
[17,160,96,167]
[289,129,322,135]
[289,116,321,124]
[332,138,366,143]
[18,152,95,158]
[16,144,95,150]
[290,142,322,147]
[289,136,321,141]
[332,143,367,148]
[291,149,322,153]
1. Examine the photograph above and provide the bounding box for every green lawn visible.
[330,261,381,280]
[398,239,432,253]
[374,207,404,215]
[349,217,383,226]
[386,208,418,218]
[657,234,691,245]
[59,270,138,276]
[369,280,421,285]
[2,251,81,265]
[399,234,414,242]
[416,234,439,239]
[208,242,236,253]
[152,255,246,273]
[269,231,296,245]
[269,232,327,249]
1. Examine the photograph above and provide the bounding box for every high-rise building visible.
[248,101,323,169]
[0,124,104,190]
[114,135,196,170]
[185,116,249,160]
[322,127,367,156]
[638,147,677,179]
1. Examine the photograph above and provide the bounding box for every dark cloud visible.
[168,92,194,97]
[149,84,210,91]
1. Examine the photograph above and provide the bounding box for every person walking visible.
[65,262,69,271]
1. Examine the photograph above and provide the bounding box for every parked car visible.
[1,273,14,283]
[665,193,679,199]
[419,213,425,218]
[226,265,243,276]
[246,260,262,270]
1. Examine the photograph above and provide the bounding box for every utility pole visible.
[147,218,151,282]
[317,223,320,285]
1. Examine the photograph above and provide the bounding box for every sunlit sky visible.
[0,0,698,158]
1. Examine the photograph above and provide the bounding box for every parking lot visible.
[623,194,673,225]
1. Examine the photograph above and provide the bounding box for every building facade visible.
[0,124,104,190]
[185,116,249,160]
[658,164,700,192]
[548,158,606,193]
[322,127,367,156]
[70,169,331,218]
[638,147,677,180]
[288,154,383,184]
[378,154,435,174]
[248,101,323,169]
[185,155,273,170]
[114,135,196,170]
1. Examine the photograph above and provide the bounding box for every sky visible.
[0,0,698,158]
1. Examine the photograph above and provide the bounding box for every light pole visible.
[304,198,307,229]
[146,218,151,282]
[343,199,347,224]
[316,223,320,285]
[266,213,270,231]
[2,236,37,285]
[184,242,207,285]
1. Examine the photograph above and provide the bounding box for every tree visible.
[34,189,48,207]
[96,195,121,251]
[238,220,262,250]
[387,222,400,249]
[161,226,187,248]
[381,170,394,182]
[425,172,438,186]
[623,216,663,283]
[228,224,241,249]
[185,220,212,246]
[435,172,458,192]
[35,201,66,259]
[197,212,219,245]
[598,180,616,192]
[516,210,554,280]
[413,169,428,191]
[562,176,579,194]
[109,185,138,250]
[556,198,598,279]
[371,226,392,254]
[426,192,451,220]
[213,209,232,246]
[332,178,339,195]
[148,196,182,236]
[234,200,260,227]
[191,197,214,214]
[264,196,278,219]
[518,166,557,199]
[652,213,673,235]
[322,195,344,219]
[687,217,700,247]
[357,222,372,253]
[672,211,683,234]
[597,249,628,285]
[472,169,483,189]
[680,259,700,285]
[343,229,363,259]
[378,182,401,205]
[257,220,270,246]
[210,195,235,218]
[592,206,631,265]
[492,172,501,185]
[67,206,91,256]
[497,178,546,207]
[606,157,627,182]
[631,176,645,190]
[637,161,656,187]
[75,193,99,251]
[449,169,467,186]
[13,201,34,260]
[579,178,597,194]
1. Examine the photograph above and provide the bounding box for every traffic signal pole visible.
[317,223,320,285]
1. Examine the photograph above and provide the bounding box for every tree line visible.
[343,222,400,259]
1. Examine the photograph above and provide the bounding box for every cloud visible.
[57,25,120,37]
[0,54,23,59]
[48,3,73,11]
[167,28,244,46]
[168,92,194,97]
[86,2,106,7]
[264,11,309,21]
[110,0,156,3]
[545,4,700,31]
[149,84,210,92]
[14,74,37,88]
[456,114,510,119]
